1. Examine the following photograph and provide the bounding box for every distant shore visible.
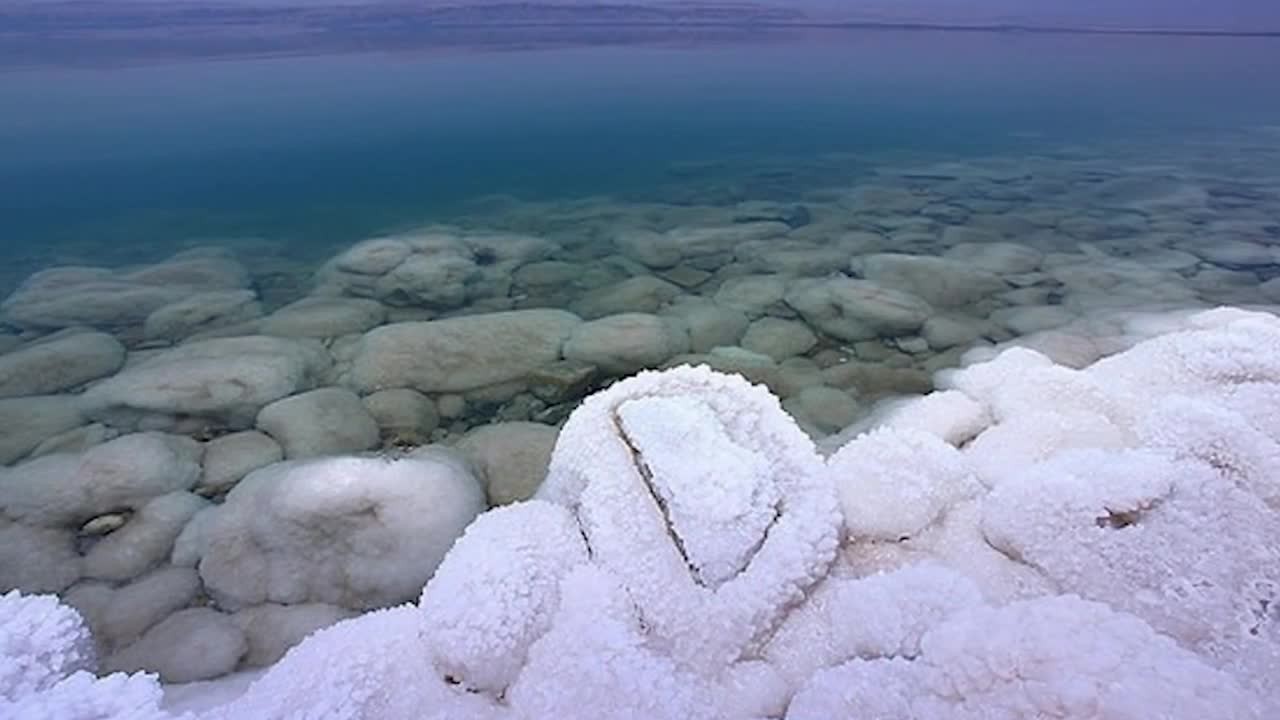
[2,1,1277,70]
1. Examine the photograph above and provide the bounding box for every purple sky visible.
[15,0,1280,31]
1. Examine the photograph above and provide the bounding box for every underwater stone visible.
[457,421,560,506]
[0,395,86,466]
[741,317,818,362]
[350,310,581,394]
[526,360,598,404]
[143,289,263,344]
[785,277,932,342]
[662,298,750,354]
[258,297,387,338]
[82,491,208,582]
[233,603,356,668]
[256,387,380,459]
[362,388,440,442]
[852,253,1008,308]
[563,313,690,376]
[83,335,334,432]
[105,607,247,684]
[0,331,125,398]
[570,276,682,319]
[199,430,284,496]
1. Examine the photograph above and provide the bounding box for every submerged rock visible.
[83,336,333,432]
[456,421,560,505]
[350,310,581,394]
[785,277,932,342]
[0,331,125,399]
[256,387,380,459]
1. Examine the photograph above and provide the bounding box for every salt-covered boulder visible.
[828,429,982,541]
[257,297,386,338]
[615,229,682,269]
[143,290,263,343]
[349,310,581,393]
[256,387,380,459]
[194,454,485,610]
[785,277,932,341]
[419,501,588,695]
[562,313,690,376]
[204,605,503,720]
[787,594,1265,720]
[0,590,97,701]
[0,395,86,465]
[455,422,559,505]
[83,336,333,432]
[105,607,246,684]
[538,365,841,671]
[851,253,1007,308]
[198,431,283,496]
[942,241,1044,274]
[0,331,125,398]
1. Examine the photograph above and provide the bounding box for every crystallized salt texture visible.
[0,591,96,701]
[828,428,982,541]
[786,595,1266,720]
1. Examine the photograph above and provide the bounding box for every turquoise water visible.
[3,30,1279,269]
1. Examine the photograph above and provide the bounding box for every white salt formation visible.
[3,308,1278,719]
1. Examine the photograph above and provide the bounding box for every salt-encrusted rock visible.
[0,250,250,332]
[456,422,559,505]
[666,222,789,259]
[198,431,283,496]
[787,594,1265,720]
[0,332,125,398]
[0,589,97,701]
[829,428,983,541]
[786,277,932,341]
[783,386,862,436]
[232,603,355,667]
[83,335,333,432]
[419,501,589,695]
[143,290,262,343]
[87,566,202,650]
[942,241,1044,274]
[362,388,439,442]
[350,310,581,393]
[105,607,247,683]
[851,253,1007,307]
[332,237,414,276]
[538,365,841,671]
[714,275,789,317]
[570,276,682,319]
[258,297,387,338]
[194,454,484,610]
[513,261,582,291]
[82,492,208,582]
[0,395,86,465]
[563,313,690,376]
[0,432,201,528]
[742,244,847,277]
[741,317,817,361]
[662,298,750,353]
[0,520,81,593]
[256,388,380,459]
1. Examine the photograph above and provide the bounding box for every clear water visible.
[3,30,1279,276]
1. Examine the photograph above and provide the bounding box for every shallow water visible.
[3,28,1280,689]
